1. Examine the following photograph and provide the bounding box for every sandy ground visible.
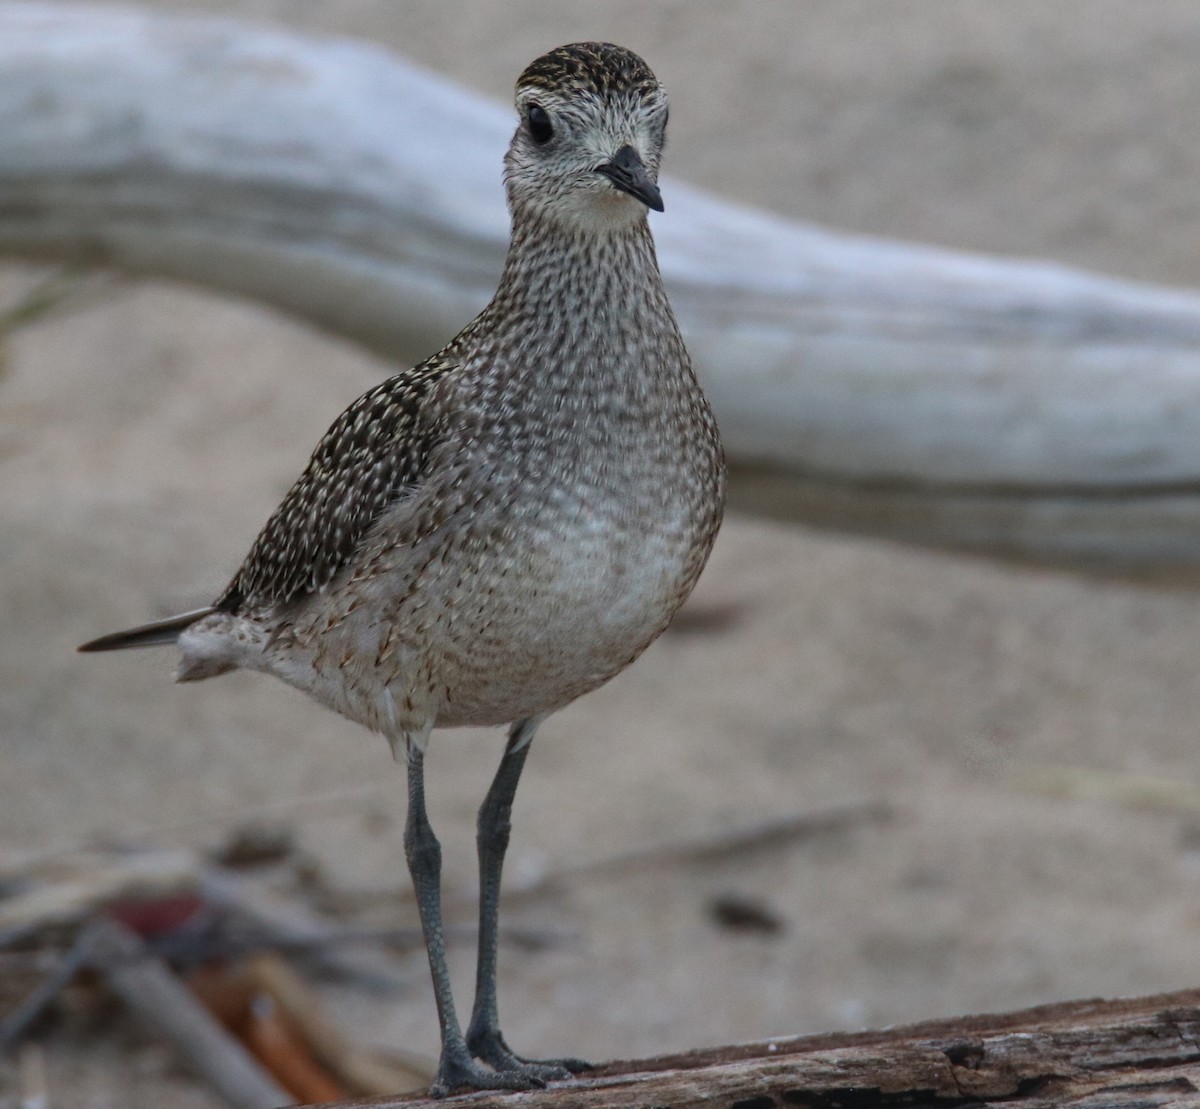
[5,2,1200,1104]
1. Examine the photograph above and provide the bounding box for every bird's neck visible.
[490,206,670,329]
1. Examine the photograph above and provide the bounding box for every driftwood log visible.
[307,989,1200,1109]
[6,4,1200,571]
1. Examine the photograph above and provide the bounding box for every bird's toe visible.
[466,1026,590,1082]
[431,1056,547,1099]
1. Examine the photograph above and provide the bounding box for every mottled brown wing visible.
[217,357,454,613]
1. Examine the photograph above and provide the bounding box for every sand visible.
[4,2,1200,1103]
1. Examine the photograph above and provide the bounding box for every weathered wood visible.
[303,989,1200,1108]
[0,849,199,934]
[9,4,1200,570]
[197,865,409,993]
[241,952,434,1095]
[86,917,292,1109]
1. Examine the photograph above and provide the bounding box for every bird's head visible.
[505,42,669,230]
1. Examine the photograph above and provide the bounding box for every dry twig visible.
[86,917,290,1109]
[16,1042,48,1109]
[1013,763,1200,815]
[197,867,408,992]
[506,799,890,898]
[244,952,434,1094]
[0,925,95,1051]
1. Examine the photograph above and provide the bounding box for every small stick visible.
[0,925,96,1051]
[1012,763,1200,814]
[192,922,572,961]
[245,952,434,1094]
[241,991,347,1103]
[0,266,116,334]
[506,799,891,897]
[86,917,290,1109]
[197,868,408,993]
[17,1042,49,1109]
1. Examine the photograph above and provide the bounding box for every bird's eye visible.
[526,103,553,144]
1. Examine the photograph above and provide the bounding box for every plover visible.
[81,41,726,1096]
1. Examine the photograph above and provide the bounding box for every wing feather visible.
[218,356,454,613]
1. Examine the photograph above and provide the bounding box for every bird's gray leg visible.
[403,742,545,1097]
[465,719,591,1079]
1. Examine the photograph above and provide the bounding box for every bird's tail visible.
[78,607,216,653]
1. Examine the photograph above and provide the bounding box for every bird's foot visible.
[466,1026,592,1082]
[430,1048,549,1099]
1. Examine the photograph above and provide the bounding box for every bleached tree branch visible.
[5,3,1200,570]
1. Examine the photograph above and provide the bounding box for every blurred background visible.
[4,2,1200,1104]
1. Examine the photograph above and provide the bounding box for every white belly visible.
[425,497,696,727]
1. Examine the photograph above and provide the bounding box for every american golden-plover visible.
[82,41,726,1096]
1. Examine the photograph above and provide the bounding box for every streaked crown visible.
[518,42,660,99]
